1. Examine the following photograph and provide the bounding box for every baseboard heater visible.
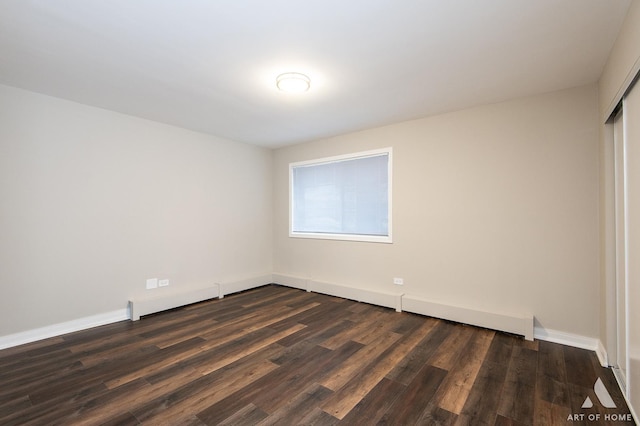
[401,295,534,341]
[129,285,220,321]
[272,273,534,341]
[308,280,403,312]
[129,274,534,341]
[129,274,273,320]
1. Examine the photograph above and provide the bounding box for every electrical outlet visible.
[393,277,404,285]
[146,278,158,289]
[159,279,169,287]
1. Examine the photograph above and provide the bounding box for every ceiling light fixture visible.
[276,72,310,93]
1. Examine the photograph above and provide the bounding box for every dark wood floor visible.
[0,285,633,425]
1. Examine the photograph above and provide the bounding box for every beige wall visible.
[0,84,273,336]
[274,84,600,338]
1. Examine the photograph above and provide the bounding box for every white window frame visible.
[289,147,393,243]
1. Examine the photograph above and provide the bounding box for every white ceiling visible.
[0,0,632,148]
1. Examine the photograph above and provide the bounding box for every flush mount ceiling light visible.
[276,72,310,93]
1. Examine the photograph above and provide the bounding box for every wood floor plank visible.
[533,398,572,426]
[76,338,152,367]
[536,374,570,408]
[73,314,206,363]
[196,323,306,375]
[385,319,453,385]
[0,336,66,360]
[391,312,433,334]
[350,313,403,345]
[236,286,306,310]
[338,377,406,425]
[269,299,349,337]
[95,366,205,420]
[146,318,221,349]
[496,345,538,425]
[321,315,438,419]
[416,402,458,425]
[103,336,207,389]
[194,342,351,425]
[1,381,110,425]
[57,329,280,424]
[251,340,364,413]
[0,358,86,405]
[0,285,633,425]
[255,383,334,426]
[318,329,402,391]
[495,414,529,426]
[563,345,598,389]
[99,411,141,426]
[434,328,495,414]
[132,354,280,424]
[57,306,282,417]
[0,395,32,419]
[59,320,136,344]
[268,320,355,365]
[26,343,157,405]
[201,344,333,419]
[199,302,318,342]
[536,339,569,407]
[377,364,448,425]
[298,407,340,425]
[7,378,149,426]
[429,324,476,370]
[217,403,269,426]
[456,332,515,426]
[0,347,75,378]
[318,309,386,350]
[274,315,352,348]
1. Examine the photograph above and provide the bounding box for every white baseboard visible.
[271,273,309,291]
[533,326,608,367]
[0,309,129,350]
[402,295,534,341]
[218,274,273,298]
[596,339,609,367]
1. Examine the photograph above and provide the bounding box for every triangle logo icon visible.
[582,396,593,408]
[580,378,617,409]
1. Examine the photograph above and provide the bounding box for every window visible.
[289,148,392,243]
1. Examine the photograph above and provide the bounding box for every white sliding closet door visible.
[625,81,640,414]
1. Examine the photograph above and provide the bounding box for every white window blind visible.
[289,148,392,243]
